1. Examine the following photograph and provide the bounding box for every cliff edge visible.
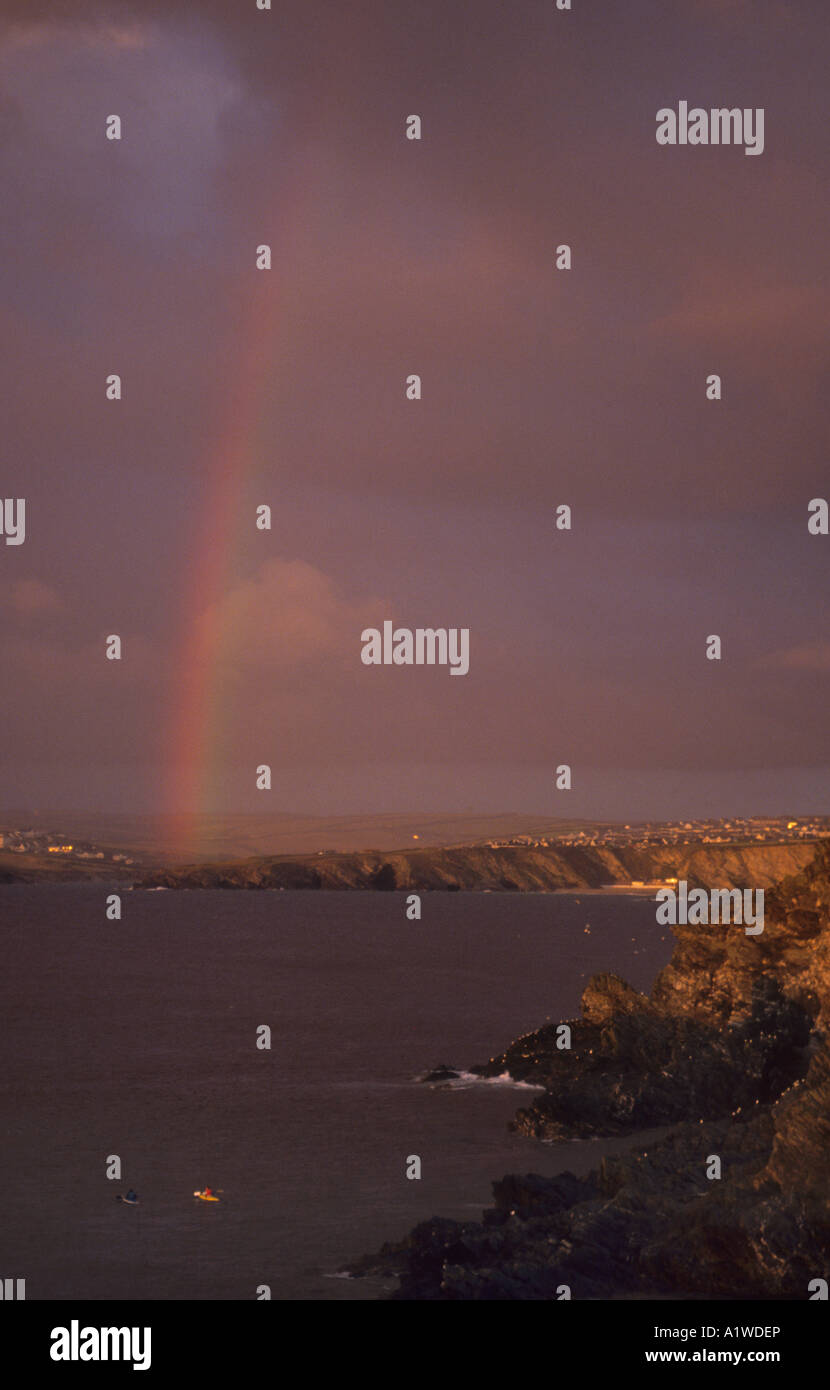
[137,839,814,892]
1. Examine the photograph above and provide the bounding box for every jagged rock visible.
[422,1064,461,1083]
[351,841,830,1298]
[370,863,397,890]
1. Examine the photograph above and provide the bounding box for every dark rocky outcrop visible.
[370,862,398,890]
[421,1064,462,1083]
[351,842,830,1298]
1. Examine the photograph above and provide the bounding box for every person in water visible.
[125,1190,138,1202]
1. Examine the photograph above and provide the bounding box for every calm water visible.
[0,887,672,1300]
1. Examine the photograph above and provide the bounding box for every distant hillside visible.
[0,851,134,885]
[0,811,607,861]
[139,839,818,892]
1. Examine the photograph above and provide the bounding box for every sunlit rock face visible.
[352,843,830,1299]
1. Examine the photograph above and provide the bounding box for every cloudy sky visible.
[1,0,828,819]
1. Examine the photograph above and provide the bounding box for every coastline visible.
[349,841,830,1299]
[135,839,814,893]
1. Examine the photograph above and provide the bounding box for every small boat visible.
[193,1190,220,1202]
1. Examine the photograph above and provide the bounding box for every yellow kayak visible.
[193,1191,220,1202]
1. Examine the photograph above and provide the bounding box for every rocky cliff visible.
[138,839,814,892]
[351,841,830,1298]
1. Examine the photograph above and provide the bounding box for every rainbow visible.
[161,257,282,860]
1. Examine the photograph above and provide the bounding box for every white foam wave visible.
[443,1069,545,1091]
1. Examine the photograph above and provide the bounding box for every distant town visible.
[0,827,136,865]
[0,814,827,868]
[474,816,830,851]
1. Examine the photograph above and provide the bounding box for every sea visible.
[0,887,673,1300]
